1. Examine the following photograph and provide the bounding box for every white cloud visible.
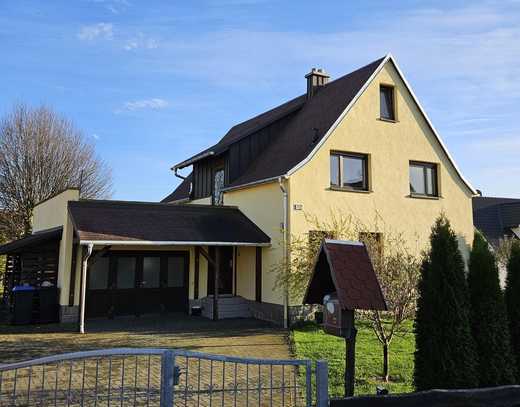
[124,33,159,51]
[88,0,130,14]
[78,23,113,41]
[115,98,170,113]
[92,133,100,140]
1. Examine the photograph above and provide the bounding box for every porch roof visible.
[0,226,63,255]
[68,200,270,246]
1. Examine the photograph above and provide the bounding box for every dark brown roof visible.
[0,226,63,255]
[304,239,387,311]
[68,200,270,245]
[227,57,385,188]
[177,95,306,168]
[166,57,385,201]
[473,196,520,247]
[161,173,192,203]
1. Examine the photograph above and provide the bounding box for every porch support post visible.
[194,247,200,300]
[213,247,220,321]
[79,243,93,334]
[68,243,78,306]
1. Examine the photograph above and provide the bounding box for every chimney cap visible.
[305,68,330,79]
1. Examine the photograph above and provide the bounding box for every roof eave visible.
[172,151,215,170]
[79,240,270,247]
[222,176,281,193]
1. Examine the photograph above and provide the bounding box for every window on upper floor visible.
[409,161,438,197]
[330,152,369,191]
[380,85,395,121]
[213,167,225,205]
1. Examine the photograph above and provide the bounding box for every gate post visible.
[160,350,175,406]
[316,360,329,407]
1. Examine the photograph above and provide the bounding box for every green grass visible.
[292,319,415,397]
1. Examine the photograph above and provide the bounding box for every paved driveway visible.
[0,314,291,364]
[0,316,304,406]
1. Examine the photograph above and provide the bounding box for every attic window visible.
[380,85,395,121]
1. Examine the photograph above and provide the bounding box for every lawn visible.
[292,319,415,397]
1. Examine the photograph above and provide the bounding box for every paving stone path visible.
[0,316,307,406]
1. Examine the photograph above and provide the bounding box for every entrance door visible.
[138,256,162,315]
[207,247,233,295]
[112,256,138,316]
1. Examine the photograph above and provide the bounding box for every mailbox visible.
[323,293,354,339]
[303,239,388,398]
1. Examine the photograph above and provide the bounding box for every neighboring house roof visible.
[473,196,520,247]
[68,200,270,246]
[304,239,387,311]
[165,54,476,202]
[0,226,63,255]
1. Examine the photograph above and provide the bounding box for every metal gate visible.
[0,348,328,406]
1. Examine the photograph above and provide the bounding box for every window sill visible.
[407,193,441,200]
[329,186,372,194]
[378,117,398,123]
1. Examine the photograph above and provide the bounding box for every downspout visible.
[173,167,186,180]
[278,176,289,329]
[79,243,93,334]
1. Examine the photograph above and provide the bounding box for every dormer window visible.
[380,85,395,121]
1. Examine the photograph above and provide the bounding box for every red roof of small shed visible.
[304,239,387,311]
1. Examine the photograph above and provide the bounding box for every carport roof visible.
[0,226,63,255]
[68,200,270,246]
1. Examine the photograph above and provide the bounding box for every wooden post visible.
[213,247,220,321]
[68,243,78,306]
[194,247,200,300]
[345,329,357,397]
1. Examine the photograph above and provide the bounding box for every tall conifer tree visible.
[468,232,516,386]
[414,215,478,390]
[505,241,520,382]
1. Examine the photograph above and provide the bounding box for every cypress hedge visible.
[505,241,520,382]
[414,215,478,390]
[468,232,516,386]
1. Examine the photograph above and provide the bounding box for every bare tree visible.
[0,104,112,239]
[272,210,420,382]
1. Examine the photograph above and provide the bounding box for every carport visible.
[67,200,270,333]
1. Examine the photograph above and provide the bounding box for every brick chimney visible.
[305,68,330,99]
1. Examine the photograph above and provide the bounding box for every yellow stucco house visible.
[0,54,476,329]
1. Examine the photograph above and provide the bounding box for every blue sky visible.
[1,0,519,200]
